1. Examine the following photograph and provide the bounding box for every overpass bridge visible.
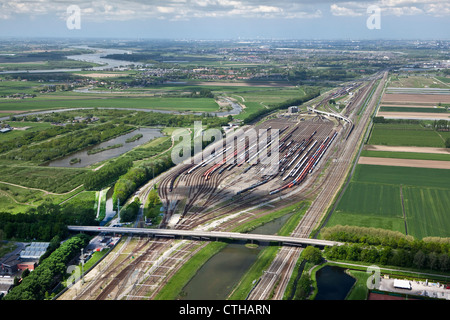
[68,226,343,248]
[307,106,352,124]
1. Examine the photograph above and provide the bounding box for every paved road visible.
[67,225,343,248]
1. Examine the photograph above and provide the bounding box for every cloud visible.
[330,3,363,16]
[0,0,324,21]
[329,0,450,17]
[0,0,449,23]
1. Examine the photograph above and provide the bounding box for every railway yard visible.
[59,72,387,301]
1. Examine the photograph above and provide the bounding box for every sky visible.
[0,0,449,40]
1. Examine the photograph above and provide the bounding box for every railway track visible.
[61,77,385,301]
[248,72,386,300]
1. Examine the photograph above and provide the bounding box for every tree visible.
[302,246,323,265]
[294,274,312,300]
[413,250,426,269]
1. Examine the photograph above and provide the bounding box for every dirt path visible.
[0,181,84,195]
[358,156,450,169]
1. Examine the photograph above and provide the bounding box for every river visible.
[45,127,163,168]
[0,46,243,117]
[0,46,134,75]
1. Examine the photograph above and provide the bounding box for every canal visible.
[178,213,293,300]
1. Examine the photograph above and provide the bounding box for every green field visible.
[0,96,220,113]
[368,123,446,147]
[335,182,403,217]
[379,106,449,113]
[360,150,450,161]
[353,164,450,189]
[403,187,450,239]
[326,164,450,239]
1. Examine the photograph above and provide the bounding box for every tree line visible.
[321,225,450,272]
[0,201,97,242]
[113,155,174,208]
[243,89,320,124]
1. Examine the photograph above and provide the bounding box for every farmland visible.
[368,123,447,147]
[326,164,450,238]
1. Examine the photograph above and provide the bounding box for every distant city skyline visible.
[0,0,449,40]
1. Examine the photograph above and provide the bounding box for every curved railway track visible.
[63,76,385,301]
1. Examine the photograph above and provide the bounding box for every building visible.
[20,242,49,259]
[0,256,19,275]
[288,106,298,113]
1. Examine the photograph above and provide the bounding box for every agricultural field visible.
[326,164,450,239]
[368,123,448,147]
[387,75,450,89]
[360,150,450,161]
[0,95,221,113]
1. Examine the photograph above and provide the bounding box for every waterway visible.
[0,46,134,75]
[179,213,293,300]
[45,127,163,168]
[314,265,356,300]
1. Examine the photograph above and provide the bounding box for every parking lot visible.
[379,277,450,300]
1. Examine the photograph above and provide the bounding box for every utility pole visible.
[117,198,120,223]
[81,248,85,284]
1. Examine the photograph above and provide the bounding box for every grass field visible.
[0,96,220,113]
[353,164,450,189]
[379,106,449,113]
[403,187,450,239]
[335,182,403,217]
[326,164,450,239]
[360,150,450,162]
[388,75,450,89]
[0,165,89,193]
[368,123,446,148]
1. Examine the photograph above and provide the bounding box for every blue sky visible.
[0,0,449,39]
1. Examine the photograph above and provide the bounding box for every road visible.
[67,225,343,248]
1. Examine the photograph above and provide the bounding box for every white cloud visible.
[330,3,363,16]
[0,0,448,22]
[330,0,450,17]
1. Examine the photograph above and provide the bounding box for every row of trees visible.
[321,225,450,271]
[84,157,133,191]
[321,225,450,254]
[2,234,90,300]
[325,243,450,272]
[243,89,320,124]
[113,155,174,207]
[121,111,230,129]
[0,201,97,241]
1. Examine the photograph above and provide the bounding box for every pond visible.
[45,127,163,168]
[314,265,356,300]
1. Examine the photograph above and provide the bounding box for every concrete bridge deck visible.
[68,226,343,248]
